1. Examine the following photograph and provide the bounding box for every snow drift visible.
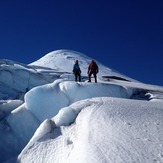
[18,97,163,163]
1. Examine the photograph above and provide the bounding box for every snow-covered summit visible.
[0,50,163,163]
[30,49,90,69]
[29,49,96,72]
[29,49,135,81]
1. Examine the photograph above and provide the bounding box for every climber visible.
[88,60,99,83]
[73,60,81,82]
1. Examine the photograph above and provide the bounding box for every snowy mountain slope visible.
[0,50,163,163]
[29,49,136,82]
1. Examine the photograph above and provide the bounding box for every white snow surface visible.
[0,49,163,163]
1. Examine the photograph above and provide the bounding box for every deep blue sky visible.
[0,0,163,86]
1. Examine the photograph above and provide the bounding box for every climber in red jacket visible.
[88,60,99,83]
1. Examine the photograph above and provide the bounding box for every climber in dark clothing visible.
[88,60,99,83]
[73,60,81,82]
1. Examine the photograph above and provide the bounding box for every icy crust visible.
[7,104,40,148]
[25,79,134,122]
[0,100,23,120]
[0,62,50,93]
[18,97,163,163]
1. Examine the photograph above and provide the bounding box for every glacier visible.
[0,50,163,163]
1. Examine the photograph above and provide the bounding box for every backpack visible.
[73,63,81,73]
[89,61,98,72]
